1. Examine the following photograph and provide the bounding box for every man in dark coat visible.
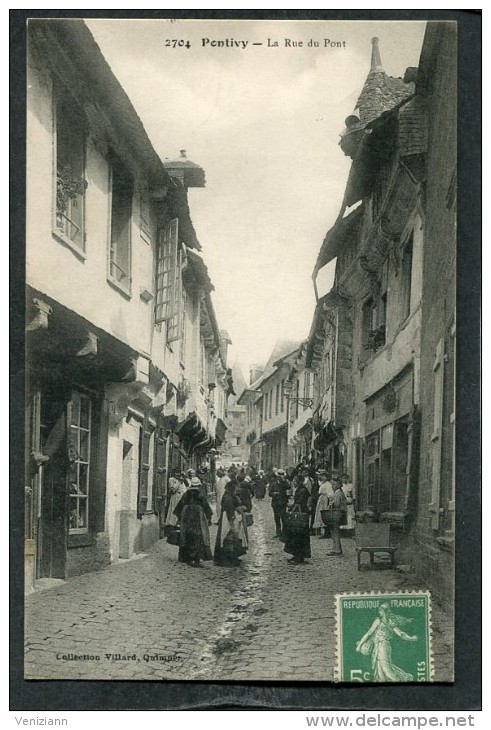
[270,469,290,539]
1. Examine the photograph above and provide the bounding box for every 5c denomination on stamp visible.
[335,592,433,683]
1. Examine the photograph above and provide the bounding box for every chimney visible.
[370,37,383,72]
[250,364,264,385]
[162,150,206,189]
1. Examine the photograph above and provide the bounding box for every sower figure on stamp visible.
[356,603,418,681]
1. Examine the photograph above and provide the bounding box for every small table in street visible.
[355,523,396,570]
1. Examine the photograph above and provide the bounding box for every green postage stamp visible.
[335,592,433,683]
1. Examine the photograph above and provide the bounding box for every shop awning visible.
[175,412,208,454]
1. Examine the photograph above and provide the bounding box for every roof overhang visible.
[237,388,263,406]
[305,289,350,369]
[313,206,363,279]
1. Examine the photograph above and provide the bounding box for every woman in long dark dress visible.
[214,480,249,566]
[253,471,266,500]
[283,481,311,564]
[173,478,213,567]
[236,478,253,513]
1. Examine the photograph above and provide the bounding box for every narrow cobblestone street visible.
[25,499,453,682]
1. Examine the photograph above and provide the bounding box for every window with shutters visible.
[179,288,187,363]
[364,431,380,511]
[108,156,133,293]
[280,379,285,413]
[54,91,86,252]
[155,218,184,344]
[137,421,154,518]
[153,425,167,514]
[429,338,444,530]
[275,383,280,415]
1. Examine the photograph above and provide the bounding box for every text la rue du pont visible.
[200,37,346,49]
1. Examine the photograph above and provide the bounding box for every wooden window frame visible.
[52,90,87,257]
[68,391,92,535]
[137,420,156,518]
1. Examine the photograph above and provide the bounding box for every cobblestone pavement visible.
[25,499,454,682]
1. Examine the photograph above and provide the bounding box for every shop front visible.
[25,291,140,585]
[359,366,420,527]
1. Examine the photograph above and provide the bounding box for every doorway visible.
[37,389,69,579]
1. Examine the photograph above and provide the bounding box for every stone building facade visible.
[307,27,456,603]
[407,22,457,602]
[25,20,229,590]
[238,341,299,471]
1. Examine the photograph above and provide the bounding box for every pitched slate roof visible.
[397,96,428,158]
[340,38,414,157]
[355,69,413,127]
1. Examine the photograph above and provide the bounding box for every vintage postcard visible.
[24,17,456,683]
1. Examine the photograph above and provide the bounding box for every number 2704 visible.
[164,39,191,48]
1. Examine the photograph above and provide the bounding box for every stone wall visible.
[406,24,457,604]
[66,533,111,578]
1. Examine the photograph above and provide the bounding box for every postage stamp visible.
[335,592,433,683]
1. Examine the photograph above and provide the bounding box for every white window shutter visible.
[155,218,179,325]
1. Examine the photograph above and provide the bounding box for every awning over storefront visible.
[313,421,343,451]
[175,411,209,454]
[261,423,287,441]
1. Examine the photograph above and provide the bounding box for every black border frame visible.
[10,8,481,711]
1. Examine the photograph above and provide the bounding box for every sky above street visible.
[86,18,426,376]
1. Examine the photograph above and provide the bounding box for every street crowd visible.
[162,464,356,569]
